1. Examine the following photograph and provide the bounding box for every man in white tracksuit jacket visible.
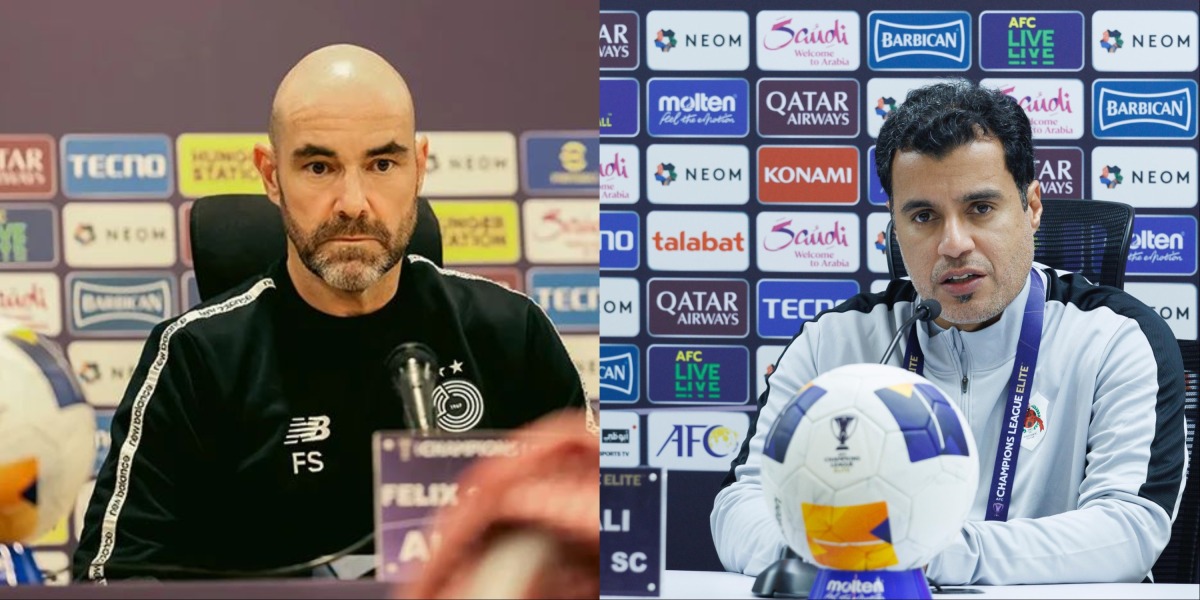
[711,80,1188,585]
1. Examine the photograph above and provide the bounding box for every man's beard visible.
[279,189,417,292]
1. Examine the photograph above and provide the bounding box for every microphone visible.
[386,342,440,433]
[879,299,942,365]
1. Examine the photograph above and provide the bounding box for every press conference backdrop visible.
[598,0,1199,572]
[0,0,598,583]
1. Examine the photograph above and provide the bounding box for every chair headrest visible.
[190,194,443,302]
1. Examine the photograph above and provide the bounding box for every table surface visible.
[639,570,1200,599]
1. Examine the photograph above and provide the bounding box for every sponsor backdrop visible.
[600,0,1199,572]
[0,0,597,581]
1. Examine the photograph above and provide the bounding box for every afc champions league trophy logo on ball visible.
[832,415,857,451]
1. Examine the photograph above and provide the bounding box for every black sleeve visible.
[72,320,211,582]
[524,303,587,415]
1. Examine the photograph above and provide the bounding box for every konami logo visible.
[758,146,859,204]
[647,211,749,272]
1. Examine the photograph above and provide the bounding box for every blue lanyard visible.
[900,268,1045,522]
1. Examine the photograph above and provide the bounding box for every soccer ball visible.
[761,364,978,572]
[0,319,96,543]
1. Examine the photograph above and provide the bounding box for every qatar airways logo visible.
[757,212,860,273]
[757,11,860,71]
[983,78,1084,140]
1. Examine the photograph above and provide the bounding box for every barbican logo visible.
[868,11,972,70]
[1093,79,1198,140]
[1099,165,1123,189]
[68,273,175,335]
[600,344,639,403]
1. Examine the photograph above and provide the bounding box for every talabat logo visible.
[599,411,640,467]
[67,341,142,408]
[757,212,860,273]
[430,200,520,265]
[600,277,639,338]
[600,344,639,403]
[1092,79,1198,140]
[523,200,599,264]
[757,79,859,138]
[599,144,639,205]
[600,78,640,138]
[0,135,56,199]
[1034,147,1084,199]
[600,211,639,270]
[757,279,859,339]
[646,78,750,138]
[521,132,598,195]
[1092,11,1198,72]
[527,268,598,332]
[647,211,748,272]
[62,202,176,268]
[175,133,268,198]
[865,78,940,138]
[979,12,1084,71]
[0,205,57,268]
[1126,282,1198,341]
[646,10,749,71]
[647,410,749,471]
[0,273,61,335]
[647,345,749,405]
[600,11,640,70]
[420,132,518,197]
[757,146,858,204]
[1092,147,1196,208]
[67,272,175,336]
[867,11,971,70]
[647,278,748,338]
[1127,215,1197,276]
[61,134,172,199]
[757,11,860,71]
[646,144,748,205]
[982,78,1084,140]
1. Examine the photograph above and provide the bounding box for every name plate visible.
[600,467,665,597]
[372,430,516,582]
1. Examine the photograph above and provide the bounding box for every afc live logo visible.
[979,12,1085,71]
[646,211,748,272]
[758,146,858,205]
[647,345,749,405]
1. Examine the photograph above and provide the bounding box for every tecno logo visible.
[61,134,173,199]
[757,279,859,338]
[646,211,749,271]
[758,146,858,204]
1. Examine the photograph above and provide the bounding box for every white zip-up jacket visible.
[711,265,1187,584]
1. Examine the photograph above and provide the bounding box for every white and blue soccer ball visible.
[0,318,95,543]
[761,364,978,572]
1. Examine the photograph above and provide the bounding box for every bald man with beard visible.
[73,45,588,582]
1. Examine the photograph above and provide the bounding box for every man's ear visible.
[254,143,282,206]
[1025,179,1043,233]
[415,134,429,195]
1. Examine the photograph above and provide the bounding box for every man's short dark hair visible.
[875,79,1035,210]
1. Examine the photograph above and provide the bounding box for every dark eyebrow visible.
[292,144,336,161]
[898,188,1005,214]
[365,141,408,158]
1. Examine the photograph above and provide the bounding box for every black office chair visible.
[1154,339,1200,584]
[886,198,1136,289]
[190,194,443,302]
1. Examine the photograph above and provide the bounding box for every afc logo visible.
[285,415,331,474]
